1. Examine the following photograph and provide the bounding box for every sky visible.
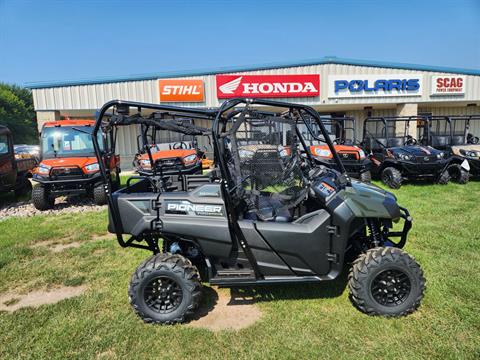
[0,0,479,86]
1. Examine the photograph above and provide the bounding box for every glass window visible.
[0,134,9,154]
[41,126,103,159]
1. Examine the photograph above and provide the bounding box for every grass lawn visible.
[0,181,479,359]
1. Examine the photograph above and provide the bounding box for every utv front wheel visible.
[359,170,372,183]
[437,169,451,185]
[348,247,425,317]
[381,167,402,189]
[14,177,32,197]
[128,253,202,324]
[93,184,107,205]
[447,164,469,184]
[32,184,54,210]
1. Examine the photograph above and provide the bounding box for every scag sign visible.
[216,74,320,99]
[328,75,423,98]
[431,76,465,96]
[159,79,205,102]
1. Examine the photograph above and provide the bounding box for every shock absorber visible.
[367,219,382,247]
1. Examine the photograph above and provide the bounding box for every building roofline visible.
[25,56,480,89]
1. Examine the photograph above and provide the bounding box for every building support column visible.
[36,111,61,132]
[395,103,418,138]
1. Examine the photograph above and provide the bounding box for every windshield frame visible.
[40,126,104,159]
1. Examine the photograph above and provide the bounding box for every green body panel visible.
[339,180,400,219]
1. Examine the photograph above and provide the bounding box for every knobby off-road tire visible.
[348,247,425,317]
[14,177,32,197]
[32,183,54,210]
[381,167,402,189]
[437,169,451,185]
[359,170,372,183]
[447,164,469,184]
[128,253,202,324]
[93,184,107,205]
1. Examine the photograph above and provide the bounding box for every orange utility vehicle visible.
[32,119,120,210]
[0,125,36,197]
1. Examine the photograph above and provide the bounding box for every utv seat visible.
[451,135,465,145]
[387,137,405,147]
[431,135,450,147]
[244,195,292,222]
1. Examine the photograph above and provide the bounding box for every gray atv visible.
[93,99,426,324]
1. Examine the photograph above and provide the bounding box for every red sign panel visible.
[216,74,320,99]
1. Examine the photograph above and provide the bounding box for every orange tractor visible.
[32,119,120,210]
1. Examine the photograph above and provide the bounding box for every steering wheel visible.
[405,135,417,146]
[467,133,479,144]
[282,154,299,181]
[173,142,188,150]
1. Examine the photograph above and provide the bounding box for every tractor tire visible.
[348,247,425,317]
[437,169,451,185]
[14,177,32,197]
[128,253,202,324]
[359,170,372,183]
[381,167,402,189]
[447,164,469,184]
[93,184,107,205]
[32,184,54,210]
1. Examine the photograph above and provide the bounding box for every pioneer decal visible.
[216,74,320,99]
[165,201,224,216]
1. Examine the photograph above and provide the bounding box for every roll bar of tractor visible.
[426,115,480,146]
[92,99,346,250]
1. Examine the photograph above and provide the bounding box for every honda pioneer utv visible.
[299,116,372,182]
[93,99,425,324]
[362,116,453,189]
[32,119,120,210]
[421,115,479,181]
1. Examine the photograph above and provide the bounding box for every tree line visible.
[0,83,38,144]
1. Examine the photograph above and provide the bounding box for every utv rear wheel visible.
[348,247,425,317]
[93,184,107,205]
[381,167,402,189]
[359,170,372,183]
[447,164,469,184]
[128,253,202,324]
[32,184,54,210]
[14,177,32,197]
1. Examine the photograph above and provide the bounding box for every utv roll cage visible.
[422,115,480,148]
[362,116,428,150]
[92,99,345,253]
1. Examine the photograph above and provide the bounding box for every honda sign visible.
[216,74,320,99]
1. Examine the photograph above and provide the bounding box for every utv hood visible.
[341,180,401,219]
[40,157,98,169]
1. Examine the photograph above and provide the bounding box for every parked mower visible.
[32,119,120,210]
[421,115,479,181]
[300,116,372,182]
[0,125,36,198]
[93,99,425,324]
[362,116,453,189]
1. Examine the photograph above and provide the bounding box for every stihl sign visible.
[216,74,320,99]
[431,75,465,96]
[159,79,205,102]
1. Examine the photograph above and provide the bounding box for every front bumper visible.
[32,172,103,195]
[385,206,412,249]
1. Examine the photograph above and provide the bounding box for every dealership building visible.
[27,56,480,168]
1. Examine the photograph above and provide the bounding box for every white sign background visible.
[430,75,465,96]
[328,74,424,98]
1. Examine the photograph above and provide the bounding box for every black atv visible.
[421,115,479,182]
[93,99,425,324]
[362,116,452,189]
[299,116,372,182]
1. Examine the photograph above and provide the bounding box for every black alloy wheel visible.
[370,269,411,307]
[143,276,184,314]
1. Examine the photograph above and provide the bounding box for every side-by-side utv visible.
[362,116,456,189]
[300,116,372,182]
[93,99,425,324]
[422,115,479,181]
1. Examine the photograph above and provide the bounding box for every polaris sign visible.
[328,75,423,98]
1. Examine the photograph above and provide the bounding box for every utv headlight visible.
[183,154,197,163]
[37,164,51,175]
[85,163,100,172]
[238,149,255,159]
[314,148,332,158]
[460,149,479,158]
[436,152,445,159]
[396,153,413,161]
[139,159,151,168]
[358,149,366,160]
[279,148,289,157]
